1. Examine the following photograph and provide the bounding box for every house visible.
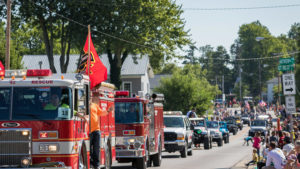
[22,54,154,96]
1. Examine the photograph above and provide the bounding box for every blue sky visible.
[176,0,300,52]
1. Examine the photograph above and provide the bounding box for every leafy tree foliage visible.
[154,64,220,114]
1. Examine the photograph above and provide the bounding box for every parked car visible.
[189,118,213,150]
[219,121,230,144]
[163,111,193,157]
[206,121,223,147]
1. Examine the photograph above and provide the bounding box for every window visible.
[123,82,132,96]
[75,88,86,114]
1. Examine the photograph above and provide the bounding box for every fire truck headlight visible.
[134,141,142,149]
[21,157,31,168]
[127,138,135,144]
[22,131,29,136]
[39,143,59,153]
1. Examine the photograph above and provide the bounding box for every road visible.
[113,126,252,169]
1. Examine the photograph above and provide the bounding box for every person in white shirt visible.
[265,142,286,169]
[282,137,294,156]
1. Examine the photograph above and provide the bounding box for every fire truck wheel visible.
[180,141,187,158]
[104,144,111,169]
[135,157,147,169]
[152,141,162,166]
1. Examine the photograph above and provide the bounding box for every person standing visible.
[283,137,294,156]
[253,132,262,158]
[90,92,113,169]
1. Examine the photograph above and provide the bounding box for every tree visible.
[154,64,220,114]
[231,21,294,98]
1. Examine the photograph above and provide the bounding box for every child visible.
[244,136,253,146]
[246,149,259,166]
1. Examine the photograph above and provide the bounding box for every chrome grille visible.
[0,129,31,166]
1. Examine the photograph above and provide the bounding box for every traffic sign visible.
[282,73,296,95]
[278,65,294,72]
[285,96,296,114]
[279,57,295,65]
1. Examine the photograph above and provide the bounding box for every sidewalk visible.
[231,154,257,169]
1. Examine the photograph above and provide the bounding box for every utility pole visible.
[239,67,242,101]
[222,75,224,95]
[259,60,262,101]
[5,0,11,70]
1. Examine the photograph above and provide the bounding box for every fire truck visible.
[114,91,164,169]
[0,69,116,169]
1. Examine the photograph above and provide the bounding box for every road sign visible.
[285,96,296,114]
[279,57,295,65]
[282,73,296,95]
[278,65,294,72]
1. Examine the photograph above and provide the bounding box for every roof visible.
[22,54,153,76]
[149,74,172,89]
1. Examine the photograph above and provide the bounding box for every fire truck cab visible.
[0,69,115,169]
[114,91,164,169]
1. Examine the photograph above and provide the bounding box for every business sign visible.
[279,57,295,65]
[285,96,296,114]
[282,73,296,95]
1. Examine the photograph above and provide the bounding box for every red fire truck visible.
[114,91,164,169]
[0,69,115,169]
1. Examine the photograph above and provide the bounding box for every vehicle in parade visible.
[163,111,193,158]
[114,91,164,169]
[0,69,116,169]
[248,120,268,137]
[189,117,212,149]
[224,116,243,130]
[219,121,230,144]
[206,121,223,147]
[241,114,251,126]
[224,118,239,135]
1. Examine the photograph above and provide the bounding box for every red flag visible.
[0,61,4,76]
[79,33,107,89]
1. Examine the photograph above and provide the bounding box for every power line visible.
[183,4,300,11]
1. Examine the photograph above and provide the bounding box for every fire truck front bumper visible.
[116,149,144,158]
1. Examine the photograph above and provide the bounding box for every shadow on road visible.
[112,165,134,169]
[162,154,181,158]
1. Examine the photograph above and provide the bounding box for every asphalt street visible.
[112,126,252,169]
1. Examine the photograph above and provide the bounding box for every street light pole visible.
[259,60,262,101]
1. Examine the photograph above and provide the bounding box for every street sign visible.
[285,96,296,114]
[278,65,294,72]
[282,73,296,95]
[279,57,295,65]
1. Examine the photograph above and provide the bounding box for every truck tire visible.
[204,136,210,150]
[180,141,187,158]
[209,137,213,149]
[233,130,237,135]
[225,135,229,144]
[217,139,223,147]
[135,157,147,169]
[153,142,162,167]
[187,143,193,156]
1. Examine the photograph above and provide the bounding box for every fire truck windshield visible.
[0,87,72,120]
[115,102,143,124]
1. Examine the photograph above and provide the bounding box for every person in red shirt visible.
[253,132,262,158]
[90,92,113,169]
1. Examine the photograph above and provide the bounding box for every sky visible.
[176,0,300,53]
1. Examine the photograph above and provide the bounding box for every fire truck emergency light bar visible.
[163,111,183,115]
[115,91,130,97]
[3,69,52,78]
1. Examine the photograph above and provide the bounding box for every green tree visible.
[154,64,220,114]
[231,21,293,98]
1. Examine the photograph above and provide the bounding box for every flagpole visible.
[88,25,91,77]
